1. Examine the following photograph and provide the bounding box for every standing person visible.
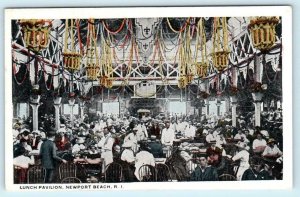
[39,129,67,183]
[97,127,115,171]
[160,120,175,157]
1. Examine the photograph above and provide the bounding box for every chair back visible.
[14,166,27,184]
[138,165,156,182]
[61,177,82,183]
[156,163,171,181]
[59,163,77,180]
[27,165,45,183]
[104,162,123,182]
[219,173,236,181]
[186,158,198,174]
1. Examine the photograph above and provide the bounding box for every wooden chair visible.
[219,173,236,181]
[138,165,156,182]
[156,163,172,182]
[61,177,82,183]
[27,165,45,183]
[186,159,198,174]
[14,166,27,184]
[104,162,123,183]
[59,163,77,180]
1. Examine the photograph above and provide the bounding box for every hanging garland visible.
[166,18,190,33]
[102,19,127,35]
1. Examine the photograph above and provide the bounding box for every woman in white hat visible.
[72,137,86,154]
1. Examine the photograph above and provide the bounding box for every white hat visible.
[76,137,85,144]
[260,130,269,138]
[57,128,66,133]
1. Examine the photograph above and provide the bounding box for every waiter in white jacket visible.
[98,127,115,172]
[160,120,175,157]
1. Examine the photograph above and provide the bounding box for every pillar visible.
[230,96,238,127]
[225,97,231,114]
[53,97,62,130]
[216,99,221,117]
[79,100,85,120]
[68,98,76,126]
[205,99,210,117]
[30,95,41,132]
[252,92,263,127]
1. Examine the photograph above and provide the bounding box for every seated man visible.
[262,138,282,159]
[120,142,137,182]
[190,155,218,181]
[147,135,164,158]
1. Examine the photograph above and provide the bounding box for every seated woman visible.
[13,147,35,183]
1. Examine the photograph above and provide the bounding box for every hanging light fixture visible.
[85,19,100,80]
[18,19,52,52]
[195,18,208,79]
[62,19,82,72]
[211,17,230,72]
[99,25,114,89]
[248,16,279,52]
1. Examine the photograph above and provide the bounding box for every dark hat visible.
[47,128,57,137]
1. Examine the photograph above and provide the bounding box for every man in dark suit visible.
[190,155,218,181]
[39,129,67,183]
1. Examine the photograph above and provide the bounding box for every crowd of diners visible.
[12,108,283,183]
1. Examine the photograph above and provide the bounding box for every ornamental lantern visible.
[195,18,208,79]
[212,51,230,72]
[196,62,208,79]
[100,76,113,89]
[85,19,100,80]
[248,17,279,52]
[211,17,229,72]
[19,19,52,52]
[62,19,82,72]
[178,76,187,89]
[86,63,100,80]
[99,32,114,86]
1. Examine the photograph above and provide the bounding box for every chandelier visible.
[85,19,100,80]
[62,19,82,72]
[99,32,114,89]
[195,18,208,79]
[211,17,230,72]
[19,19,52,52]
[248,16,279,52]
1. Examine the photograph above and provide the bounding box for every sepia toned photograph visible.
[5,7,292,190]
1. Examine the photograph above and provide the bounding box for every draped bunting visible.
[135,18,160,63]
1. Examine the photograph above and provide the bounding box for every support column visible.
[225,97,231,114]
[68,97,76,126]
[216,100,221,117]
[205,99,210,117]
[230,96,238,127]
[252,92,263,127]
[79,100,85,121]
[53,97,62,130]
[30,95,41,132]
